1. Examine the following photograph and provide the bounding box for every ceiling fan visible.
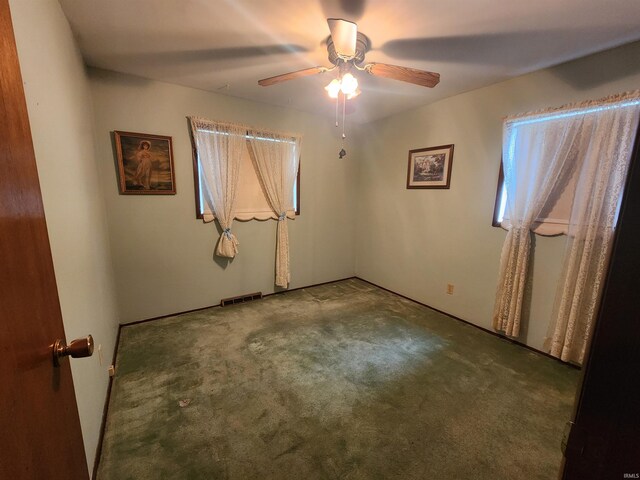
[258,18,440,90]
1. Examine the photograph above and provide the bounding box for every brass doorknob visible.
[53,335,94,367]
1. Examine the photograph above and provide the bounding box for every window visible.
[492,99,640,235]
[492,157,579,236]
[492,106,617,236]
[191,129,300,221]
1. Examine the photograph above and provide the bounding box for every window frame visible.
[492,160,505,228]
[189,129,301,221]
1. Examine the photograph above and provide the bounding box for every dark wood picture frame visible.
[406,144,454,189]
[114,131,176,195]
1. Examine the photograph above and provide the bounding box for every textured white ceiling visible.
[58,0,640,123]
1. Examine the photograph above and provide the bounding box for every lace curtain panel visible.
[545,95,640,364]
[247,130,301,288]
[493,116,584,336]
[189,117,245,258]
[493,91,640,364]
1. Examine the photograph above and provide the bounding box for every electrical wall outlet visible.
[446,284,454,295]
[108,365,115,377]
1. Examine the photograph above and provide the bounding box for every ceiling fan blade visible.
[327,18,357,57]
[366,63,440,88]
[258,66,328,86]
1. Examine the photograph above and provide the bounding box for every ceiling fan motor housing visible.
[327,32,371,65]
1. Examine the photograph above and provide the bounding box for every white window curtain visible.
[545,93,640,364]
[493,116,583,337]
[246,130,301,288]
[189,117,245,258]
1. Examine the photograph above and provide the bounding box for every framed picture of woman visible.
[114,131,176,194]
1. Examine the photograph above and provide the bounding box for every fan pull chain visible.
[342,93,346,139]
[338,92,347,159]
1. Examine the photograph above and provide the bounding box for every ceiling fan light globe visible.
[347,88,361,100]
[325,78,341,98]
[340,73,358,95]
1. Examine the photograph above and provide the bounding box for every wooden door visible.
[0,0,89,478]
[562,126,640,478]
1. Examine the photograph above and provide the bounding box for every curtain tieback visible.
[223,228,234,240]
[278,212,287,221]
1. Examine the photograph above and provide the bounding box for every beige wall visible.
[10,0,120,472]
[88,69,357,323]
[353,41,640,351]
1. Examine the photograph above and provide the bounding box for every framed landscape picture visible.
[114,131,176,194]
[406,144,454,189]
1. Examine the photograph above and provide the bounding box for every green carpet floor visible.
[97,279,579,479]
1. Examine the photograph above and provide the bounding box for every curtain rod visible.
[504,89,640,124]
[188,116,302,141]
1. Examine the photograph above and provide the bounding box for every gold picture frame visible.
[114,131,176,195]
